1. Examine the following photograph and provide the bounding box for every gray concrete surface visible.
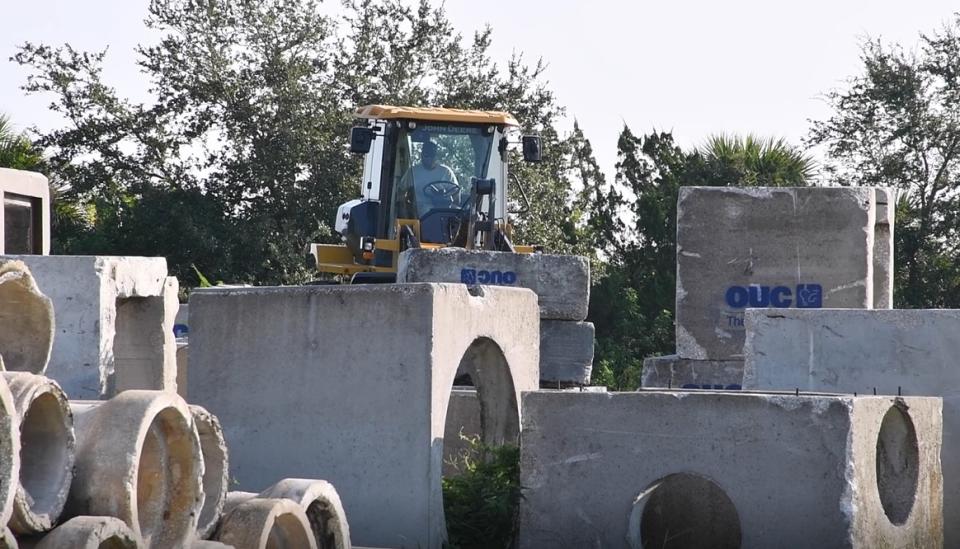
[540,320,593,385]
[641,355,744,389]
[443,388,482,477]
[259,478,352,549]
[519,390,942,549]
[218,498,317,549]
[192,404,229,540]
[398,248,590,320]
[0,256,176,399]
[0,168,50,255]
[873,187,895,309]
[675,186,891,361]
[0,260,54,374]
[0,373,19,528]
[743,308,960,546]
[188,283,539,549]
[31,516,139,549]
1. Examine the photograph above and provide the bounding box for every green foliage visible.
[0,114,43,171]
[700,133,817,186]
[442,435,521,549]
[808,14,960,308]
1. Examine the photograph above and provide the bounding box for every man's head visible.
[420,141,438,169]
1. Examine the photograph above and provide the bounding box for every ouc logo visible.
[725,284,823,309]
[460,268,518,285]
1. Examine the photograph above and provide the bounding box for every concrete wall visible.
[188,283,539,549]
[0,255,176,399]
[674,186,892,361]
[743,308,960,545]
[519,390,942,548]
[641,355,743,389]
[0,169,49,256]
[539,320,593,386]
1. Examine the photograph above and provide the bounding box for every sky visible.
[1,0,957,181]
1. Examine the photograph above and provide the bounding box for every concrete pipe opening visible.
[258,479,351,549]
[7,372,75,534]
[876,404,920,525]
[628,472,741,549]
[0,261,54,374]
[191,405,229,540]
[218,498,318,549]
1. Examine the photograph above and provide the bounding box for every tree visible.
[700,134,816,186]
[0,114,43,171]
[808,14,960,308]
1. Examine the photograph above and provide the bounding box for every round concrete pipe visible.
[220,492,257,522]
[193,541,235,548]
[217,498,317,549]
[0,375,20,527]
[0,261,54,374]
[191,405,229,539]
[67,390,204,549]
[3,372,75,534]
[259,479,351,549]
[32,516,139,549]
[0,527,13,549]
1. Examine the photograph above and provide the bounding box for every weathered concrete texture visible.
[193,541,235,549]
[31,516,139,549]
[0,168,50,256]
[641,355,744,389]
[0,261,54,374]
[220,492,257,523]
[519,391,942,549]
[539,320,593,385]
[0,528,12,549]
[189,283,539,549]
[217,498,317,549]
[259,479,351,549]
[0,256,176,399]
[2,373,74,535]
[675,186,891,361]
[0,375,20,528]
[398,248,590,320]
[192,405,229,540]
[67,390,203,549]
[443,389,482,478]
[873,187,895,309]
[176,342,188,400]
[743,308,960,546]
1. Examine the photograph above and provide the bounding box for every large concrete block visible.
[519,390,942,548]
[0,256,177,399]
[397,248,590,320]
[188,283,539,549]
[641,355,744,389]
[675,186,892,361]
[0,168,50,255]
[539,320,593,385]
[743,308,960,546]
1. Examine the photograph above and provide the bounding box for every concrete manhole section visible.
[628,472,742,549]
[876,404,920,525]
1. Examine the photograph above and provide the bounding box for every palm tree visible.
[0,113,43,171]
[700,134,817,187]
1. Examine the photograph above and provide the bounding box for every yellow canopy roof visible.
[356,105,519,126]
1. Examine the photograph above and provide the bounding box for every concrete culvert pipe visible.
[3,372,75,534]
[192,541,236,548]
[191,405,229,540]
[67,390,203,549]
[0,375,20,528]
[220,491,257,522]
[217,498,317,549]
[0,260,54,374]
[259,479,351,549]
[0,527,14,549]
[31,516,139,549]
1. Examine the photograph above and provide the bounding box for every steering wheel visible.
[423,180,460,199]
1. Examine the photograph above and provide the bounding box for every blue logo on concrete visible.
[795,284,822,308]
[460,268,518,286]
[724,284,823,309]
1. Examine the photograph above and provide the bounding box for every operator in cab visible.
[399,140,460,217]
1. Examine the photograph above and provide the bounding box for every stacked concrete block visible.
[519,390,942,548]
[0,256,178,399]
[399,248,594,386]
[743,308,960,546]
[644,186,894,389]
[0,261,54,374]
[188,283,539,548]
[0,169,50,256]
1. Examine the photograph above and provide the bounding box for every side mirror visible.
[522,135,542,163]
[350,127,375,154]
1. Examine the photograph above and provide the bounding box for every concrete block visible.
[0,256,176,399]
[675,186,891,361]
[873,188,895,309]
[2,373,74,535]
[30,516,139,549]
[398,248,590,320]
[188,283,539,548]
[539,320,593,385]
[443,388,482,477]
[0,260,54,374]
[743,308,960,545]
[0,168,50,256]
[0,376,19,528]
[67,390,203,549]
[641,355,744,389]
[519,390,942,548]
[259,478,351,549]
[192,405,229,540]
[217,498,316,549]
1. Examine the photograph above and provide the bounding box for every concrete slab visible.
[188,283,539,549]
[0,168,50,255]
[0,256,176,399]
[675,186,891,361]
[641,355,744,389]
[539,320,593,386]
[519,390,942,549]
[743,308,960,545]
[397,248,589,320]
